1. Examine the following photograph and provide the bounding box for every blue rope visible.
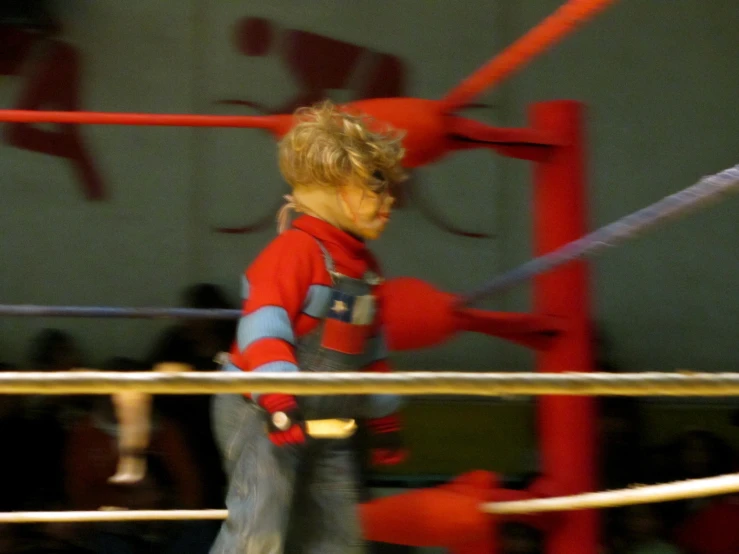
[458,164,739,307]
[0,305,241,319]
[0,165,736,319]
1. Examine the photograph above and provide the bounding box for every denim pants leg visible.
[210,394,300,554]
[301,443,365,554]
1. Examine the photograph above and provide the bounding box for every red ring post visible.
[531,100,597,554]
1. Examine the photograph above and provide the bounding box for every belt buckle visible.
[306,418,357,439]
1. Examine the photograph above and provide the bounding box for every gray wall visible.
[1,0,736,374]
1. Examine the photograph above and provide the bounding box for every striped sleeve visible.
[230,231,330,388]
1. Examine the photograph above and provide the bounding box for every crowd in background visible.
[0,284,737,554]
[0,284,232,554]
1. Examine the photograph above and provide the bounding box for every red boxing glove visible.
[258,394,307,447]
[368,414,407,466]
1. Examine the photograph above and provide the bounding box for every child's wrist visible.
[258,393,299,414]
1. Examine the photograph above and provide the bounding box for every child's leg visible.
[301,442,365,554]
[210,395,301,554]
[211,394,253,477]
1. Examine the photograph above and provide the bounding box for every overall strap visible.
[312,238,337,277]
[290,227,338,280]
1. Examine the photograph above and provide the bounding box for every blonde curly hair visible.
[278,100,407,193]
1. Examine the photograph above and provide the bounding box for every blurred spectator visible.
[147,283,235,371]
[28,328,82,371]
[63,359,214,553]
[501,522,543,554]
[593,323,648,490]
[0,363,26,552]
[674,493,739,554]
[599,397,646,489]
[147,283,234,509]
[20,329,84,511]
[0,363,26,512]
[609,504,682,554]
[661,430,736,528]
[670,430,735,481]
[11,330,88,552]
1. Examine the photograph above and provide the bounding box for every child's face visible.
[338,178,395,240]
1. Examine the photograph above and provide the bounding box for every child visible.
[210,100,408,554]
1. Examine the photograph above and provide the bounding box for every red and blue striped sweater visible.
[228,215,398,437]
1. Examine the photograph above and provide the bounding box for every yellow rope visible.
[0,370,737,396]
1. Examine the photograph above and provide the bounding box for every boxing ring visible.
[1,0,738,552]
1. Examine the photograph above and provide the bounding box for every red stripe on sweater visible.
[243,338,297,372]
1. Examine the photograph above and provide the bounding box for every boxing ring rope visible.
[484,473,739,514]
[0,305,240,319]
[2,473,739,523]
[0,510,230,524]
[0,164,736,319]
[0,370,738,396]
[0,110,284,128]
[459,164,739,306]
